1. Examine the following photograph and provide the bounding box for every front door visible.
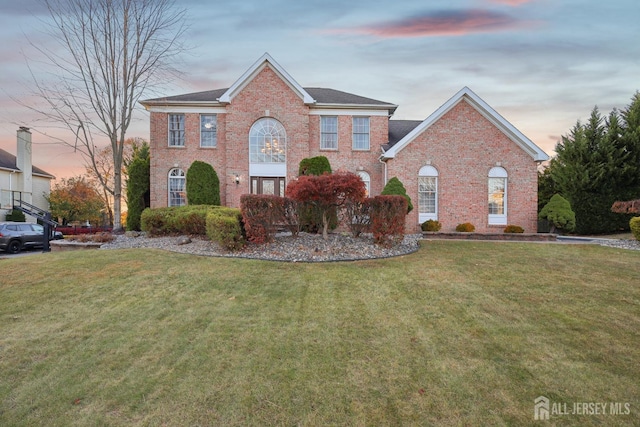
[251,177,286,196]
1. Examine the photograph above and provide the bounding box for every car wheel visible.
[7,240,22,254]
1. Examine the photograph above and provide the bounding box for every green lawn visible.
[1,241,639,426]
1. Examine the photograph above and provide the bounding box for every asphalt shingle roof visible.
[0,148,54,178]
[143,87,396,108]
[387,120,423,148]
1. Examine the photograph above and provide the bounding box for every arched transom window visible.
[488,166,507,224]
[249,118,286,164]
[418,165,438,222]
[357,171,371,196]
[168,168,186,207]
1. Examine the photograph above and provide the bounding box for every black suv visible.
[0,222,63,254]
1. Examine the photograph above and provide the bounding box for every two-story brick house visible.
[141,53,548,232]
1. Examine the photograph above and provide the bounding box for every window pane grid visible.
[321,116,338,149]
[488,177,505,215]
[249,118,286,163]
[169,114,185,146]
[200,115,217,147]
[168,168,186,207]
[418,176,437,214]
[352,117,370,150]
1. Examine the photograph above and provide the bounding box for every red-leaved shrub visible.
[240,194,285,243]
[286,171,366,239]
[369,195,407,247]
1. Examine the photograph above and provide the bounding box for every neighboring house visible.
[141,53,549,232]
[0,127,55,222]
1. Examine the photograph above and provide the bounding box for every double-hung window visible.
[200,115,217,147]
[320,116,338,149]
[168,114,185,146]
[352,117,370,150]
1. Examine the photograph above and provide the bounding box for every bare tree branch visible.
[18,0,187,230]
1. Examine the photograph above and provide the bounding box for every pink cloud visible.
[489,0,533,6]
[330,10,536,38]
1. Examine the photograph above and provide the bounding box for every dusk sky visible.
[1,0,639,180]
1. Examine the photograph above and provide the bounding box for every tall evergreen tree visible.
[550,100,640,234]
[125,142,150,231]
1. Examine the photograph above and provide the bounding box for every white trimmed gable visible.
[382,87,549,162]
[218,53,316,105]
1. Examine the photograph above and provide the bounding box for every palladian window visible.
[249,118,286,163]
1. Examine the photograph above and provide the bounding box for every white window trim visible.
[168,168,186,207]
[418,165,438,223]
[488,166,507,225]
[320,116,338,150]
[357,171,370,196]
[168,114,185,147]
[200,114,217,148]
[352,116,370,151]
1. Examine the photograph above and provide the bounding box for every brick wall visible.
[386,100,539,233]
[150,64,390,208]
[149,67,539,235]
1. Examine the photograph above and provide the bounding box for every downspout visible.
[378,148,388,186]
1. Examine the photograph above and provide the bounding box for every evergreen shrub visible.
[140,205,210,236]
[186,161,220,205]
[504,225,524,233]
[630,217,640,241]
[539,194,576,233]
[5,209,26,222]
[421,219,442,232]
[206,208,245,251]
[455,222,475,232]
[298,156,331,176]
[381,177,413,213]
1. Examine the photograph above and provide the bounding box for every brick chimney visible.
[16,126,33,202]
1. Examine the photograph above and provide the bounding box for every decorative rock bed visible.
[100,232,423,262]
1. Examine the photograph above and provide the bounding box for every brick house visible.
[141,53,548,233]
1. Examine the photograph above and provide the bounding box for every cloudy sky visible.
[0,0,639,179]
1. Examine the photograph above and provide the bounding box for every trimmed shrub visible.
[504,224,524,233]
[287,172,366,239]
[5,208,26,222]
[240,194,284,244]
[206,208,245,251]
[421,219,442,232]
[456,222,475,232]
[381,177,413,213]
[298,156,331,176]
[539,194,576,233]
[140,205,210,236]
[186,160,220,205]
[630,217,640,241]
[369,195,407,247]
[343,198,372,238]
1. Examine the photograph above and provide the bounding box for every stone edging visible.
[422,232,558,242]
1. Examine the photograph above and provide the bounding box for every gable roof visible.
[219,53,315,104]
[0,148,55,179]
[381,87,549,162]
[140,53,397,114]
